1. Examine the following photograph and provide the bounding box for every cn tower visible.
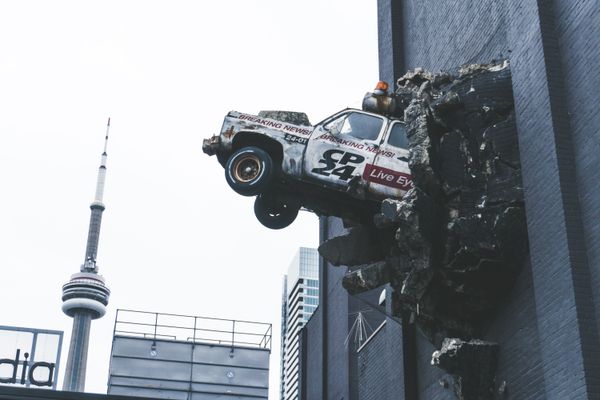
[61,119,112,392]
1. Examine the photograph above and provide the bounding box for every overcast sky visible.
[0,1,378,397]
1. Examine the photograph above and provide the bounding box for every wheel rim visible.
[232,154,261,183]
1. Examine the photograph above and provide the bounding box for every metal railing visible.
[113,309,272,350]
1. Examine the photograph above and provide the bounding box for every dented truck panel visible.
[202,107,414,222]
[219,111,313,176]
[303,110,385,199]
[303,109,413,200]
[366,120,413,199]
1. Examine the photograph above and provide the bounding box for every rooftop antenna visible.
[344,310,374,349]
[83,117,110,271]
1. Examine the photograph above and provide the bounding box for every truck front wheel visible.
[225,147,273,196]
[254,193,300,230]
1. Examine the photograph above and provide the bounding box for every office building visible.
[280,248,318,400]
[301,1,600,399]
[300,219,388,400]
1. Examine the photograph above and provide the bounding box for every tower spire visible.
[83,118,110,272]
[94,117,110,203]
[62,119,112,392]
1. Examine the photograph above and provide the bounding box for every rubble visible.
[318,225,396,268]
[432,338,500,400]
[257,110,311,126]
[320,61,527,399]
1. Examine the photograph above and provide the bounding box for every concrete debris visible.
[318,225,395,268]
[432,338,499,400]
[320,61,527,400]
[257,110,311,126]
[342,261,391,295]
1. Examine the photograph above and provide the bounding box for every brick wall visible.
[486,260,545,398]
[552,0,600,354]
[302,217,391,400]
[358,319,405,400]
[303,2,599,398]
[376,0,600,398]
[303,306,323,400]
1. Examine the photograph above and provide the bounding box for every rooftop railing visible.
[113,309,272,350]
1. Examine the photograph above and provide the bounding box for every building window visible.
[306,279,319,288]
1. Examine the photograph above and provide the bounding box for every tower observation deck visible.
[61,119,112,392]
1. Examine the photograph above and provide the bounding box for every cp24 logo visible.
[311,150,365,181]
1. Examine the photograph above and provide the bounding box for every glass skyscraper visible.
[280,247,319,400]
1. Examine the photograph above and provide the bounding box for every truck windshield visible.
[334,112,383,141]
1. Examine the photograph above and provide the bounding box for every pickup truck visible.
[203,105,412,229]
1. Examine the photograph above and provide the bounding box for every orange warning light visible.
[375,81,389,92]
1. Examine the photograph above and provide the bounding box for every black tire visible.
[225,147,273,196]
[254,193,300,230]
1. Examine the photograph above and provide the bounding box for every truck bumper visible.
[202,135,220,156]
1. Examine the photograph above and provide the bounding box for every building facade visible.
[376,0,600,398]
[280,248,319,400]
[299,218,391,400]
[302,1,600,399]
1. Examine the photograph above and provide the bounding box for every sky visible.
[0,1,378,397]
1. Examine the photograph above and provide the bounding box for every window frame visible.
[385,120,409,150]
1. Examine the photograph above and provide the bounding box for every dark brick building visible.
[299,217,388,400]
[301,1,600,399]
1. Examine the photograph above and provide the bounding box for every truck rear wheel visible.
[254,193,300,230]
[225,147,273,196]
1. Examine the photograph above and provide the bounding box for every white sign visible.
[0,326,63,390]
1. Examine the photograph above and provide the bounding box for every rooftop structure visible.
[108,309,272,400]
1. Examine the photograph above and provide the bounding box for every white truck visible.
[203,99,412,229]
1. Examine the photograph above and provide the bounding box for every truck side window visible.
[339,112,383,141]
[387,123,408,149]
[324,115,345,134]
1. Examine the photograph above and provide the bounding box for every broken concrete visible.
[318,225,396,268]
[257,110,311,126]
[320,61,527,400]
[432,338,500,400]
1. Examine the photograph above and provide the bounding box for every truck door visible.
[303,110,386,198]
[364,120,413,199]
